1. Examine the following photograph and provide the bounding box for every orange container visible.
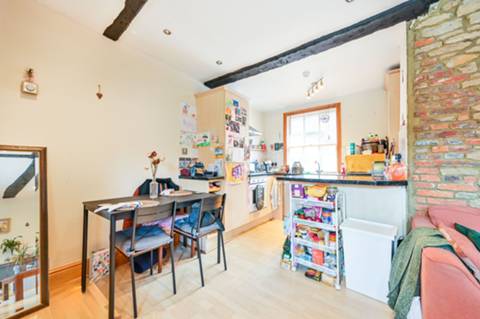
[312,249,324,265]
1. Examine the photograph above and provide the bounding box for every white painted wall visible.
[261,88,388,166]
[0,0,205,269]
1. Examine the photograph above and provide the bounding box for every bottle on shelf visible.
[385,154,407,181]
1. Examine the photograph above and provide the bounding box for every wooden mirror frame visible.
[0,145,49,318]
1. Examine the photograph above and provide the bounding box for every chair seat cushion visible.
[174,220,221,236]
[115,225,172,255]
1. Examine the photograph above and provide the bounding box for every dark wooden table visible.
[81,193,214,319]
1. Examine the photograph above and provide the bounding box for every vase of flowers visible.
[147,151,165,199]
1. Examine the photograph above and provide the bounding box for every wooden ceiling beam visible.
[3,160,35,199]
[103,0,148,41]
[204,0,438,89]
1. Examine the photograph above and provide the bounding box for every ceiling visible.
[36,0,407,111]
[231,23,405,111]
[0,157,32,190]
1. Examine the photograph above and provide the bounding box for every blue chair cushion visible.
[174,202,224,236]
[175,221,221,236]
[115,225,172,255]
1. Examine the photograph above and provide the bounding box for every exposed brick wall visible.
[410,0,480,213]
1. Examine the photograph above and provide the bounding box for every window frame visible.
[283,103,342,172]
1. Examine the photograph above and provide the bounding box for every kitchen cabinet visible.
[195,88,275,239]
[385,69,400,150]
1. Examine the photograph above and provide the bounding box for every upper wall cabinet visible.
[194,87,249,167]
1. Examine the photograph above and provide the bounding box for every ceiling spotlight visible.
[345,0,355,2]
[216,60,223,65]
[302,70,311,78]
[305,77,325,99]
[163,29,172,36]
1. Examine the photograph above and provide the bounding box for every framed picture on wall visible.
[0,218,11,233]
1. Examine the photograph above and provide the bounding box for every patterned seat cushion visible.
[115,225,172,255]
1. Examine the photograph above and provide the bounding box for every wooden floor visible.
[26,220,393,319]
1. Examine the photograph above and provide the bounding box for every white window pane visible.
[319,110,337,144]
[304,133,319,145]
[305,114,319,133]
[318,145,337,173]
[289,134,303,146]
[288,147,303,166]
[303,146,320,173]
[290,116,304,134]
[289,116,304,146]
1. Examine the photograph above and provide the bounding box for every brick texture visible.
[411,0,480,212]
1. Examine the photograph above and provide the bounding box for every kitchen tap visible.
[315,160,321,175]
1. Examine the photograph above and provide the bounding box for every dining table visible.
[81,192,215,319]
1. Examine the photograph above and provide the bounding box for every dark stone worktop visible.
[248,172,286,177]
[178,175,224,181]
[275,174,407,186]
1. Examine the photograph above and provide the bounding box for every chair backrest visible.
[134,178,180,196]
[123,179,180,230]
[198,194,226,230]
[173,194,226,235]
[190,194,226,234]
[129,201,176,251]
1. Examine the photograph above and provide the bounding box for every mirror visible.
[0,145,48,318]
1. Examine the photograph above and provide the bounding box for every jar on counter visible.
[326,186,338,201]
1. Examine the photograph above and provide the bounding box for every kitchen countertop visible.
[248,172,286,177]
[178,175,224,181]
[276,174,407,186]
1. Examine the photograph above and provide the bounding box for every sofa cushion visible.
[455,223,480,251]
[438,225,480,280]
[411,214,435,229]
[428,206,480,230]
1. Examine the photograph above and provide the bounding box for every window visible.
[283,104,341,173]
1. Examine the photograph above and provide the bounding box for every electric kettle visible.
[291,161,304,175]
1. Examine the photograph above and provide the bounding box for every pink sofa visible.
[411,206,480,319]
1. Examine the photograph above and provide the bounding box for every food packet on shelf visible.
[305,184,327,199]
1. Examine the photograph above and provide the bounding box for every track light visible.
[305,77,324,99]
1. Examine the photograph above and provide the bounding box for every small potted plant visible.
[146,151,165,199]
[0,236,23,262]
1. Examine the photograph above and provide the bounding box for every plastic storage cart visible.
[289,184,345,290]
[341,218,397,303]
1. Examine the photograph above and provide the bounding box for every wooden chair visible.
[115,201,177,318]
[1,267,39,302]
[173,194,227,287]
